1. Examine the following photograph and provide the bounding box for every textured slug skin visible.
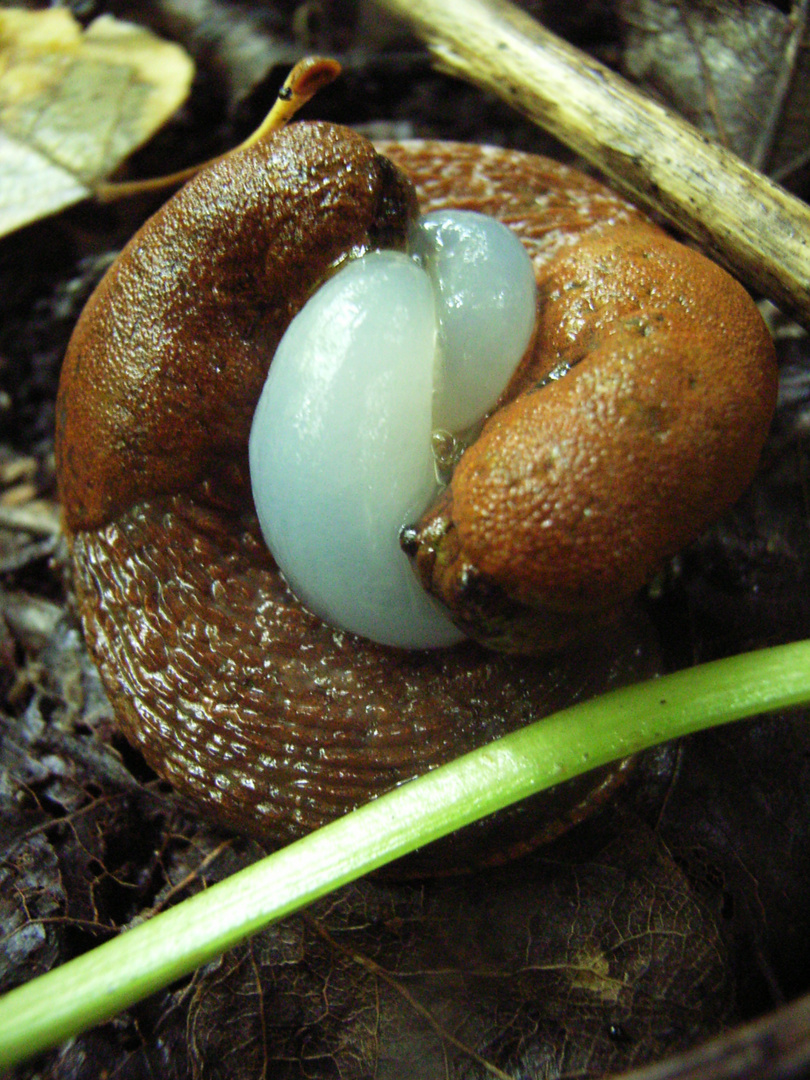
[56,124,774,861]
[402,202,778,650]
[57,123,417,533]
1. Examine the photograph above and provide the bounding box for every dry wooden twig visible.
[613,991,810,1080]
[374,0,810,329]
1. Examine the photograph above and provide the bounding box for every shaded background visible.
[1,1,809,1077]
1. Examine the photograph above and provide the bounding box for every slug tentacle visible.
[56,126,777,860]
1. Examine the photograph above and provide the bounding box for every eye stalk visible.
[248,210,537,649]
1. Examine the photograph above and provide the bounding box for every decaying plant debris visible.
[1,1,809,1078]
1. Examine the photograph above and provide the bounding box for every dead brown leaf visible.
[618,0,793,163]
[0,7,194,237]
[175,820,732,1080]
[0,834,64,993]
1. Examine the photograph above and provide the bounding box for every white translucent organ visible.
[411,210,537,434]
[249,210,536,648]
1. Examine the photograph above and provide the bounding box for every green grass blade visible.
[1,639,809,1069]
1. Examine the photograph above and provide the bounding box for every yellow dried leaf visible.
[0,8,194,237]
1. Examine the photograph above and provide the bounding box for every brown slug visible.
[55,121,777,864]
[395,160,779,651]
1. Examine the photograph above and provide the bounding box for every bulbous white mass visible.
[249,251,461,648]
[249,212,536,649]
[413,210,536,433]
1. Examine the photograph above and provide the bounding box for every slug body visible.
[248,211,536,648]
[56,123,776,858]
[403,208,780,651]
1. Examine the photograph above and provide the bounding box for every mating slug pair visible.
[55,120,777,860]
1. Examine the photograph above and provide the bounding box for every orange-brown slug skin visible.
[56,125,775,864]
[57,122,417,534]
[386,146,778,653]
